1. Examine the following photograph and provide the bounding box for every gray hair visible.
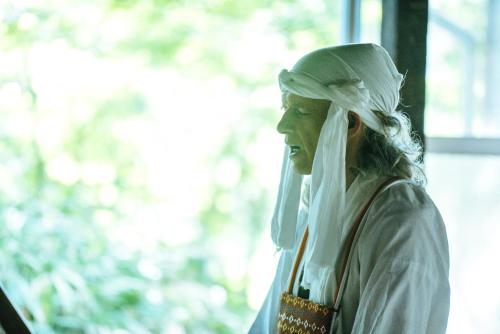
[301,109,426,209]
[354,110,426,186]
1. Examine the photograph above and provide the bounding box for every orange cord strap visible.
[287,227,309,294]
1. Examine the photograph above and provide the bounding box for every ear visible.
[347,112,363,139]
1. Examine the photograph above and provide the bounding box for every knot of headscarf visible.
[278,70,384,133]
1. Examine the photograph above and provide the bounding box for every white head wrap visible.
[271,43,404,303]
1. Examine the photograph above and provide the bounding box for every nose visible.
[276,109,292,134]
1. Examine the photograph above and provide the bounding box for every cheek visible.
[311,119,325,139]
[302,128,321,155]
[307,124,325,155]
[298,116,326,155]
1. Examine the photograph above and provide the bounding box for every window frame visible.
[345,0,500,155]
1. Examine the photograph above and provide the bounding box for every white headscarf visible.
[271,43,404,303]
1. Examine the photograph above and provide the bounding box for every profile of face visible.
[277,93,330,175]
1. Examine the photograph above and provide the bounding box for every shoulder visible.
[375,180,436,212]
[358,181,449,273]
[367,180,443,227]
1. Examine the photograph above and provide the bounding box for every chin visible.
[292,164,312,175]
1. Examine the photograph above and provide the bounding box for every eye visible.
[293,107,310,116]
[282,105,311,117]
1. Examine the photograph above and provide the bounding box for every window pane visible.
[426,0,500,137]
[426,153,500,333]
[360,0,382,44]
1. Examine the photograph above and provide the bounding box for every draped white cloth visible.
[250,176,450,333]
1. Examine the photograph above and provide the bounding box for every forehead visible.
[282,93,330,110]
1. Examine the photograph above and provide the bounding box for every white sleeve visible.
[351,188,450,334]
[249,209,308,333]
[248,283,275,334]
[248,250,293,334]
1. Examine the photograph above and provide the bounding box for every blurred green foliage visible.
[0,0,340,333]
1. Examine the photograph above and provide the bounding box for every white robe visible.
[249,176,450,333]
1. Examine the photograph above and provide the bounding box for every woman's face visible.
[276,93,330,175]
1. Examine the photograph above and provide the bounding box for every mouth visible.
[289,145,301,157]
